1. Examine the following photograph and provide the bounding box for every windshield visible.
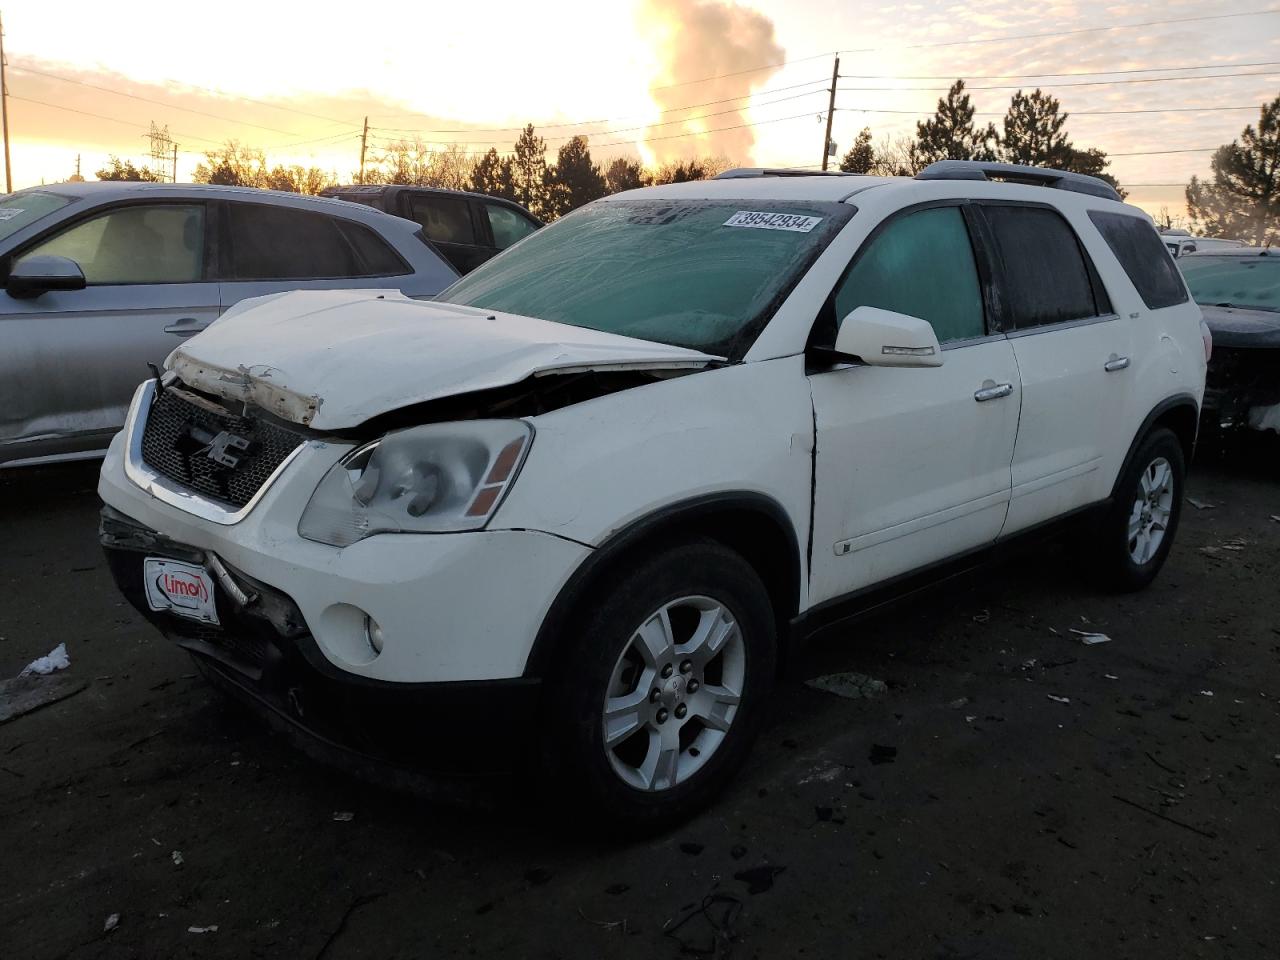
[0,191,75,243]
[437,198,854,357]
[1179,255,1279,313]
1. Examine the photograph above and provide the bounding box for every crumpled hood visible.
[168,290,719,429]
[1200,303,1280,349]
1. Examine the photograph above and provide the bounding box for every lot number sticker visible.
[723,210,823,232]
[0,207,24,221]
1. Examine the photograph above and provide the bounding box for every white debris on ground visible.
[19,643,70,677]
[1069,629,1112,645]
[804,672,888,700]
[171,850,184,866]
[1047,695,1071,704]
[1185,497,1216,510]
[188,925,218,934]
[332,811,355,822]
[103,913,119,933]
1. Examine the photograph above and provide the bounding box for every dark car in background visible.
[321,185,541,273]
[1179,248,1280,432]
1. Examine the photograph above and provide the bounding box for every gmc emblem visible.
[198,430,252,468]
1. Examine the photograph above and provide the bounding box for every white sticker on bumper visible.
[143,558,219,625]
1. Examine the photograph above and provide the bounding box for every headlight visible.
[298,420,532,546]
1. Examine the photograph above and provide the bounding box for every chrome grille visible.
[139,387,303,508]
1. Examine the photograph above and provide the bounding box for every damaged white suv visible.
[100,162,1206,827]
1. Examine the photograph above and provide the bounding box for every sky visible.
[2,0,1278,219]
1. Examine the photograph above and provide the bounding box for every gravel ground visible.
[1,441,1277,960]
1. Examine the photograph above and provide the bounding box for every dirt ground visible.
[1,441,1277,960]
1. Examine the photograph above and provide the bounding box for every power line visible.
[837,69,1280,94]
[841,7,1280,53]
[9,64,310,137]
[838,104,1260,117]
[837,59,1280,81]
[7,93,224,145]
[370,89,827,145]
[648,52,837,92]
[368,77,830,130]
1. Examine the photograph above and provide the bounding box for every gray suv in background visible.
[321,185,542,273]
[0,182,457,468]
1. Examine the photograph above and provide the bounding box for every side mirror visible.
[833,305,943,368]
[6,255,87,299]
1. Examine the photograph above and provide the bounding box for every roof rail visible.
[914,160,1122,202]
[714,167,860,179]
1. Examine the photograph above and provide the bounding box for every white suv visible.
[99,161,1206,828]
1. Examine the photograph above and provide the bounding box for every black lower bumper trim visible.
[101,506,542,776]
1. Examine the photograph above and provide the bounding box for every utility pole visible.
[172,144,178,183]
[820,55,840,171]
[1,12,12,193]
[358,116,368,184]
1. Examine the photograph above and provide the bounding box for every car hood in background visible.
[167,290,719,430]
[1200,304,1280,350]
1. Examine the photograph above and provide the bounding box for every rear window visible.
[438,199,855,357]
[1178,255,1280,313]
[225,204,404,280]
[983,205,1106,329]
[1089,211,1188,310]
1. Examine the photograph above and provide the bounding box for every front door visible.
[0,202,217,464]
[808,204,1021,604]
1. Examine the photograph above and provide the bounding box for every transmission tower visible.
[147,122,175,182]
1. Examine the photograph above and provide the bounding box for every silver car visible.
[0,182,458,468]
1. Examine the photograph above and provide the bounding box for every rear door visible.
[808,203,1021,603]
[215,201,415,307]
[402,192,489,273]
[0,201,216,463]
[979,203,1133,534]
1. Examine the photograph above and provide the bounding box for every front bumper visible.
[98,428,592,683]
[102,505,544,774]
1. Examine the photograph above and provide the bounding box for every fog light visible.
[364,615,384,655]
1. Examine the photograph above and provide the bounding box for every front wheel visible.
[1091,428,1185,592]
[543,541,776,832]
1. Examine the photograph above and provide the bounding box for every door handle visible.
[1104,355,1131,372]
[164,317,204,336]
[974,382,1013,402]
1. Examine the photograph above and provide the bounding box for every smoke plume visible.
[640,0,785,164]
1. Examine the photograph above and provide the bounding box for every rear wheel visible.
[544,541,776,831]
[1091,428,1185,591]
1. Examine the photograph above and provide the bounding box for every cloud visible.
[638,0,786,163]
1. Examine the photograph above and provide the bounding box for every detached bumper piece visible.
[100,506,540,779]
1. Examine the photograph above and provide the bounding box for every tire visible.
[1091,427,1185,592]
[542,540,776,832]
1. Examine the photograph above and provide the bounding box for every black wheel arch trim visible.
[1110,393,1199,501]
[522,491,803,680]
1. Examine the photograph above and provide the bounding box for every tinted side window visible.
[1089,211,1188,310]
[25,204,204,284]
[226,205,361,280]
[983,205,1100,329]
[335,220,409,276]
[407,195,475,245]
[833,206,986,343]
[484,203,538,249]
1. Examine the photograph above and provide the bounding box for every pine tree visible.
[1000,89,1072,168]
[604,157,647,194]
[510,124,549,218]
[469,147,517,202]
[1186,94,1280,245]
[839,128,875,174]
[545,136,607,218]
[911,80,999,168]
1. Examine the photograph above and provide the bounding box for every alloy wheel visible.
[1128,456,1174,565]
